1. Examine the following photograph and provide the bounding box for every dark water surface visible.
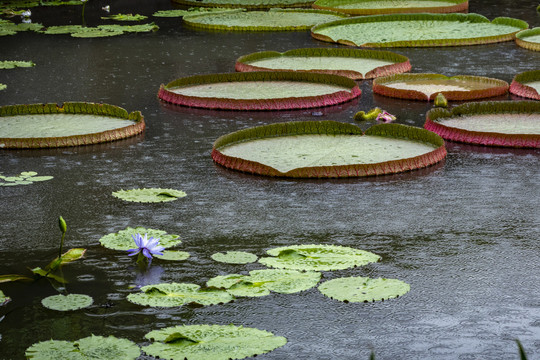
[1,1,539,359]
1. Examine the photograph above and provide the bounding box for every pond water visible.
[0,0,539,358]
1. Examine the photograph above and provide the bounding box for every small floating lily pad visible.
[183,8,347,31]
[516,28,540,51]
[0,21,43,36]
[0,60,35,69]
[236,48,411,80]
[510,70,540,100]
[259,244,381,271]
[171,0,314,9]
[0,171,53,186]
[99,226,181,251]
[425,101,540,148]
[112,188,187,203]
[40,23,158,37]
[373,73,508,101]
[143,324,287,360]
[311,13,528,47]
[127,282,234,307]
[153,8,237,17]
[212,121,446,177]
[211,251,258,264]
[102,13,148,21]
[0,84,6,91]
[25,335,140,360]
[313,0,468,15]
[159,72,361,110]
[318,276,411,302]
[0,102,144,149]
[154,250,190,261]
[207,269,321,297]
[0,290,11,306]
[41,293,93,311]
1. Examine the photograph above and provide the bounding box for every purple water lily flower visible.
[127,233,165,264]
[376,110,396,123]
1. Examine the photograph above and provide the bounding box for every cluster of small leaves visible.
[112,188,187,203]
[41,293,93,311]
[211,250,258,264]
[153,7,239,17]
[0,60,35,69]
[101,13,148,21]
[0,171,53,186]
[40,23,159,38]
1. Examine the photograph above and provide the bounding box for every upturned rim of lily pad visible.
[171,0,315,9]
[235,48,411,80]
[424,100,540,148]
[312,0,468,15]
[509,70,540,100]
[158,71,361,111]
[0,102,144,149]
[212,120,446,178]
[311,13,528,47]
[373,73,509,101]
[515,27,540,51]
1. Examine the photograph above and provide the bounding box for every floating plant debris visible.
[0,102,144,149]
[159,72,361,110]
[112,188,187,203]
[0,171,53,186]
[153,7,237,17]
[373,73,508,101]
[143,324,287,360]
[318,276,411,302]
[25,335,140,360]
[510,70,540,100]
[127,282,234,307]
[259,244,381,271]
[211,251,258,264]
[212,121,446,177]
[0,290,11,306]
[154,250,190,261]
[0,60,35,69]
[101,13,148,21]
[99,227,182,251]
[516,28,540,51]
[235,48,411,80]
[312,0,468,15]
[41,293,93,311]
[425,101,540,148]
[207,269,321,297]
[171,0,314,9]
[183,8,347,31]
[311,13,528,47]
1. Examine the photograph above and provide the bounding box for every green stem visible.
[81,2,87,27]
[58,231,65,259]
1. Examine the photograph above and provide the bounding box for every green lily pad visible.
[516,27,540,51]
[259,244,381,271]
[311,13,528,47]
[0,83,6,90]
[211,251,258,264]
[207,269,321,297]
[71,28,124,38]
[127,282,234,307]
[99,226,181,251]
[171,0,313,9]
[98,23,159,33]
[0,171,53,186]
[112,188,187,203]
[318,276,411,302]
[25,335,140,360]
[312,0,468,15]
[0,290,11,306]
[0,60,35,69]
[153,8,238,17]
[0,21,43,36]
[510,70,540,100]
[154,250,190,261]
[101,13,148,21]
[41,293,93,311]
[183,8,347,31]
[40,25,86,34]
[143,324,287,360]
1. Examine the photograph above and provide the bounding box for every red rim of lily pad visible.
[373,73,509,101]
[312,0,468,15]
[0,102,145,149]
[424,101,540,148]
[158,72,361,111]
[510,70,540,100]
[235,48,411,80]
[212,120,447,178]
[515,28,540,51]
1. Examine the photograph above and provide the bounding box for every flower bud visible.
[58,216,67,233]
[434,93,448,108]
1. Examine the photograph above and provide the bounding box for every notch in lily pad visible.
[112,188,187,203]
[318,276,411,303]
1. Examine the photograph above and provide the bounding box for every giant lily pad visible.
[159,72,361,110]
[425,101,540,148]
[211,251,258,264]
[318,276,411,302]
[171,0,313,9]
[127,282,234,307]
[207,269,321,296]
[25,335,140,360]
[212,121,446,177]
[99,226,181,251]
[0,102,144,149]
[143,324,287,360]
[183,8,347,31]
[313,0,468,15]
[516,28,540,51]
[259,244,381,271]
[373,73,508,101]
[235,48,411,80]
[112,188,187,203]
[153,8,237,17]
[41,293,93,311]
[0,171,53,186]
[311,13,528,47]
[510,70,540,100]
